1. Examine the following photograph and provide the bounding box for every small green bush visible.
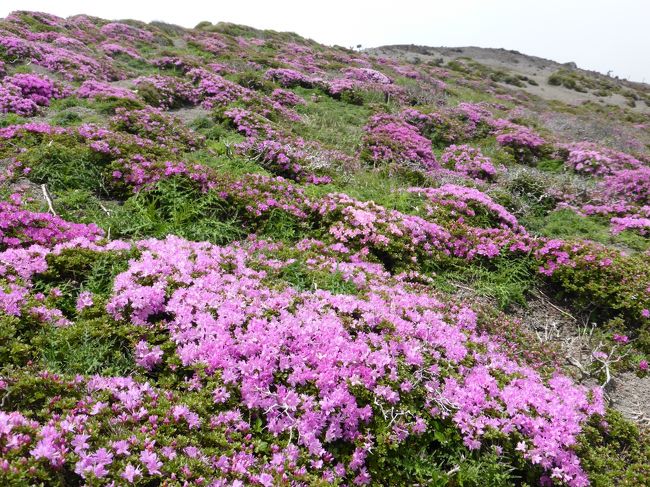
[576,409,650,486]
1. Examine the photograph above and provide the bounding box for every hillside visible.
[1,10,650,486]
[369,45,650,112]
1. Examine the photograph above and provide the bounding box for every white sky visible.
[1,0,649,82]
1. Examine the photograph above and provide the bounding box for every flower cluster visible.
[150,56,195,72]
[317,193,452,263]
[236,138,307,180]
[558,142,642,176]
[264,68,314,88]
[343,67,392,85]
[411,184,523,232]
[361,113,438,170]
[496,127,546,151]
[0,73,65,116]
[109,106,204,152]
[186,68,246,108]
[0,198,103,250]
[440,144,500,180]
[100,22,154,43]
[76,80,137,101]
[270,88,305,107]
[100,42,142,59]
[401,104,493,146]
[610,216,650,235]
[92,234,597,486]
[601,167,650,205]
[134,75,199,108]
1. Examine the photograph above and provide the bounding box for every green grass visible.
[278,259,360,294]
[429,255,537,310]
[109,177,246,244]
[536,158,565,173]
[308,168,428,213]
[293,87,371,154]
[0,113,29,127]
[528,209,650,252]
[38,318,136,376]
[22,141,111,196]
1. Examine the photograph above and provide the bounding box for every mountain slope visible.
[1,11,650,486]
[369,44,650,112]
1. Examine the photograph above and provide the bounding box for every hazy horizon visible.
[1,0,648,83]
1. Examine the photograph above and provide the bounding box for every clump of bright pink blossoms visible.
[0,73,67,116]
[361,113,438,170]
[440,144,500,180]
[134,341,163,370]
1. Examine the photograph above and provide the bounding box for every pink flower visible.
[134,341,163,370]
[140,450,162,475]
[75,291,94,312]
[121,464,142,483]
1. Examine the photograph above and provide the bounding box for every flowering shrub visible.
[361,114,438,170]
[109,107,204,152]
[76,80,137,101]
[343,67,392,84]
[150,56,195,72]
[236,137,307,180]
[565,148,612,175]
[100,22,154,43]
[100,42,142,59]
[270,88,305,107]
[412,184,523,232]
[187,68,246,108]
[558,142,642,176]
[134,75,199,108]
[535,240,650,329]
[440,144,499,180]
[0,73,66,116]
[496,126,547,163]
[316,193,452,266]
[187,32,229,54]
[0,199,103,250]
[264,68,314,88]
[610,216,650,235]
[222,107,270,138]
[0,231,604,486]
[601,167,650,205]
[0,35,34,59]
[401,104,493,147]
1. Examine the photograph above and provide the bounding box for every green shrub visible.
[20,140,110,196]
[233,71,276,93]
[545,247,650,351]
[109,177,246,244]
[49,110,83,126]
[279,259,360,295]
[367,419,521,486]
[576,409,650,486]
[38,317,136,376]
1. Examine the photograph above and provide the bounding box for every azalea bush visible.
[557,142,642,176]
[496,127,547,164]
[0,224,604,486]
[440,144,500,180]
[0,73,67,115]
[360,113,438,170]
